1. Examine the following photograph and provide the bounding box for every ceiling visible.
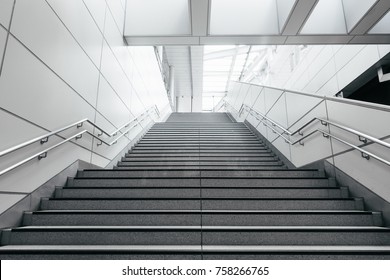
[124,0,390,46]
[124,0,390,112]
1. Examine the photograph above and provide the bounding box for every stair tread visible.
[4,120,385,258]
[29,210,376,214]
[10,226,390,231]
[2,245,390,253]
[47,197,356,200]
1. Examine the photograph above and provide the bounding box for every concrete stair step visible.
[23,210,381,227]
[3,226,390,246]
[131,147,271,154]
[121,156,278,162]
[116,161,283,167]
[126,152,272,157]
[67,177,334,188]
[56,187,347,199]
[145,132,253,135]
[137,141,262,145]
[41,198,362,210]
[114,166,287,170]
[135,144,265,147]
[77,169,323,178]
[141,136,259,140]
[2,245,390,260]
[132,147,268,151]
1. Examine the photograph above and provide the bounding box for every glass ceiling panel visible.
[342,0,377,32]
[125,0,190,36]
[210,0,279,35]
[300,0,347,34]
[369,11,390,34]
[276,0,297,31]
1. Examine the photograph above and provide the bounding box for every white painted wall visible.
[249,45,390,96]
[0,0,170,215]
[227,82,390,203]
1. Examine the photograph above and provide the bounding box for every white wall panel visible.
[96,74,131,128]
[378,45,390,58]
[233,83,250,110]
[90,152,110,167]
[306,46,333,81]
[267,93,288,126]
[304,60,337,94]
[11,0,100,107]
[266,94,288,142]
[106,0,125,34]
[0,142,91,193]
[93,132,130,160]
[336,46,380,89]
[252,88,266,114]
[326,100,390,141]
[290,71,311,91]
[0,36,95,129]
[99,41,131,108]
[130,47,169,110]
[256,118,269,140]
[271,135,291,161]
[104,9,125,54]
[333,45,365,72]
[0,109,47,151]
[0,27,6,65]
[177,96,192,112]
[333,148,390,202]
[243,85,262,107]
[285,93,323,127]
[0,194,26,214]
[82,0,107,32]
[316,76,339,95]
[0,0,169,216]
[262,45,384,97]
[0,0,14,29]
[264,87,284,113]
[130,93,145,116]
[47,0,103,67]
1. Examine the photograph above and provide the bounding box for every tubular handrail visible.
[0,118,88,158]
[0,106,159,158]
[240,104,390,150]
[320,130,390,167]
[239,104,291,135]
[0,108,157,177]
[86,105,158,137]
[233,81,390,113]
[0,130,87,177]
[224,101,390,167]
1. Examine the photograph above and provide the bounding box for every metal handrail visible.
[240,104,390,150]
[239,104,291,135]
[86,106,158,137]
[0,108,157,177]
[224,101,390,167]
[0,130,87,177]
[0,118,88,157]
[0,106,158,158]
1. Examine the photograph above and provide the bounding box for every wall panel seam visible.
[6,32,133,142]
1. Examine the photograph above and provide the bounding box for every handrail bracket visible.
[361,152,370,160]
[38,152,47,160]
[359,136,368,144]
[40,137,49,144]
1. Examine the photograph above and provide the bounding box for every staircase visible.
[1,113,390,259]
